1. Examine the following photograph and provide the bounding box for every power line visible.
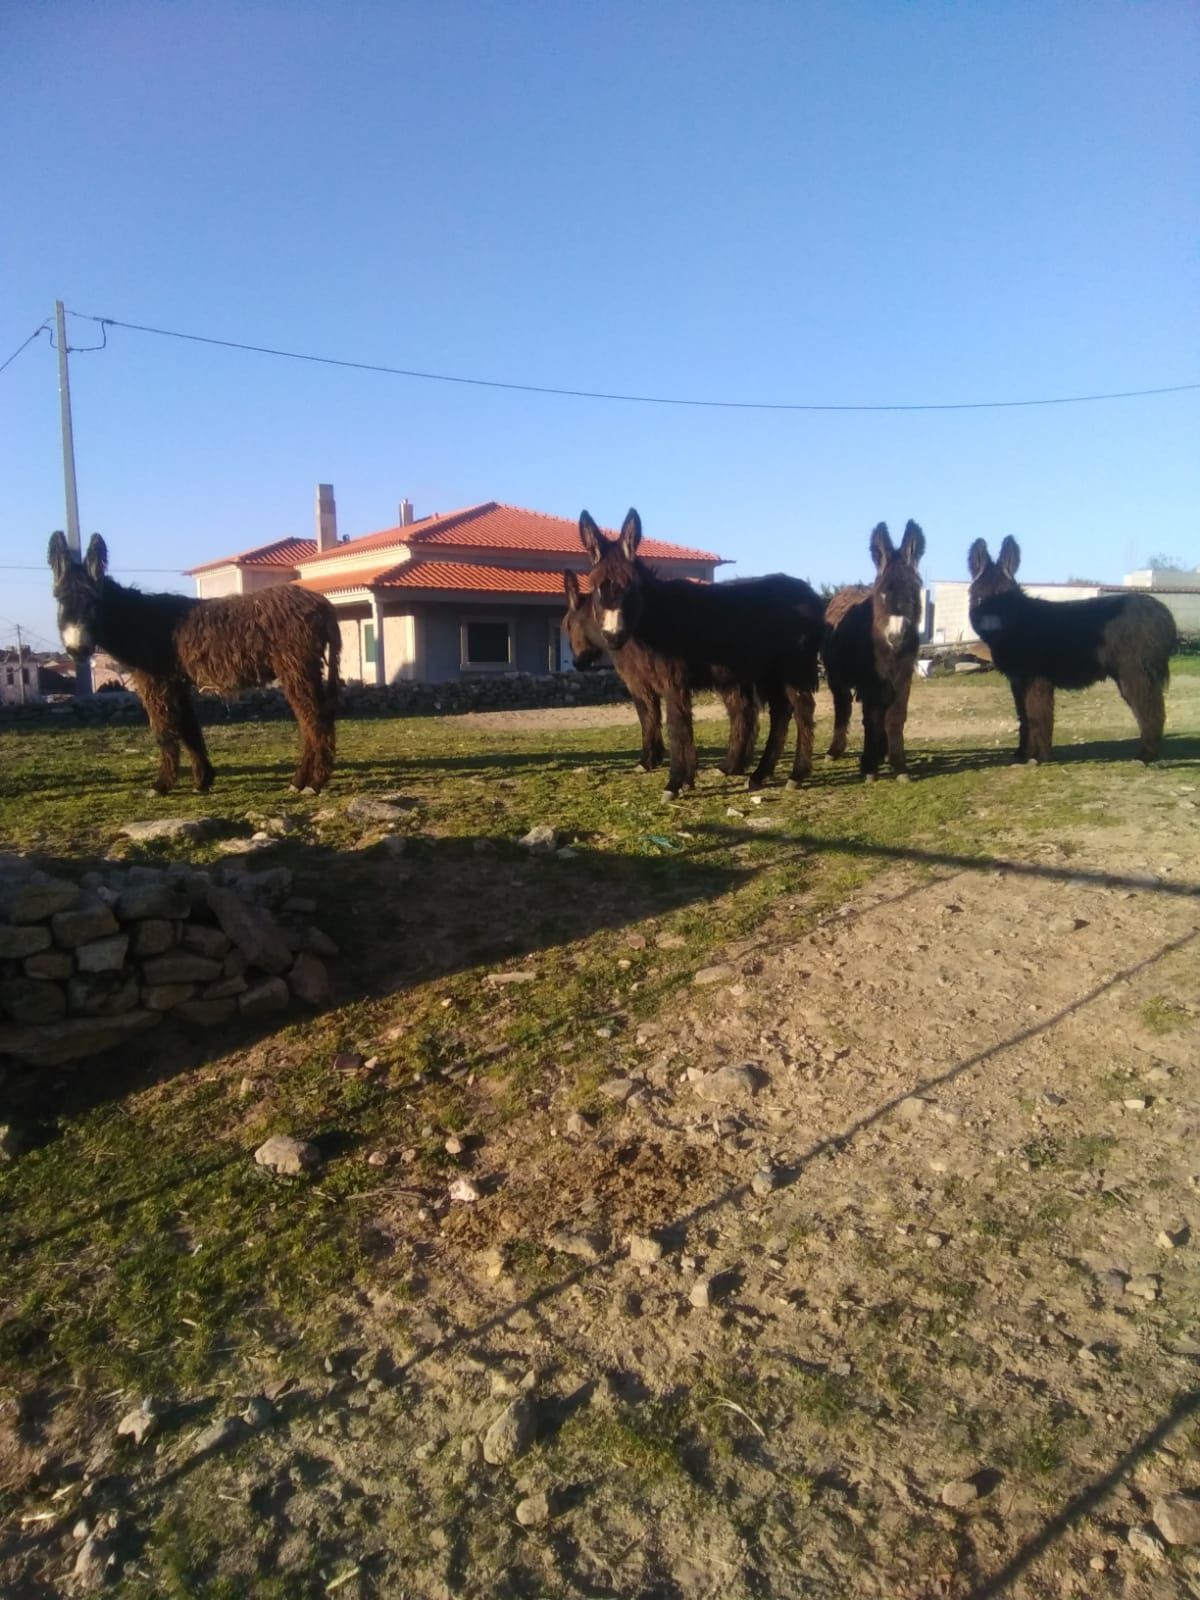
[0,564,185,573]
[68,308,1200,414]
[0,323,51,376]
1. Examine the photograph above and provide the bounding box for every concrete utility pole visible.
[15,624,26,707]
[55,300,91,696]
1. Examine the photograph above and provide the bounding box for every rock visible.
[693,964,735,986]
[119,817,221,843]
[347,796,412,824]
[141,951,223,985]
[131,919,176,957]
[547,1228,606,1262]
[1152,1492,1200,1546]
[207,886,293,975]
[1125,1275,1161,1302]
[693,1064,765,1106]
[0,871,81,923]
[0,923,51,958]
[751,1166,782,1198]
[1048,915,1087,935]
[254,1135,322,1176]
[116,1396,164,1446]
[288,952,330,1005]
[597,1077,636,1103]
[941,1479,980,1509]
[68,974,139,1018]
[1042,1091,1066,1107]
[239,977,290,1017]
[305,926,339,958]
[483,968,537,986]
[201,975,248,1000]
[75,934,130,973]
[141,982,197,1012]
[444,1135,464,1157]
[896,1096,928,1121]
[116,883,191,920]
[1157,1224,1189,1249]
[0,1124,24,1161]
[1123,1097,1149,1112]
[176,997,238,1026]
[449,1177,482,1203]
[516,1490,551,1526]
[629,1233,664,1264]
[519,825,558,853]
[1127,1524,1166,1561]
[179,923,232,960]
[482,1395,536,1465]
[193,1415,242,1454]
[690,1271,735,1309]
[23,948,73,979]
[241,1395,275,1429]
[565,1111,595,1136]
[0,1008,162,1065]
[52,902,120,949]
[72,1530,117,1589]
[1,975,68,1024]
[655,932,686,950]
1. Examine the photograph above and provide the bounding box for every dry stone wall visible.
[0,853,335,1066]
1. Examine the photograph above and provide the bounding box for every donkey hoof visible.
[661,788,680,803]
[863,772,877,784]
[785,778,801,791]
[895,772,911,784]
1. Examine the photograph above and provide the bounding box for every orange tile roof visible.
[298,561,593,598]
[300,501,722,566]
[185,536,317,575]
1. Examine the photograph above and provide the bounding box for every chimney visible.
[399,498,414,527]
[316,483,338,551]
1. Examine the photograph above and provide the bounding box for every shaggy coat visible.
[49,532,341,793]
[822,520,926,779]
[967,536,1176,763]
[562,571,758,774]
[579,510,825,795]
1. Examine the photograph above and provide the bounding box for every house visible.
[0,649,79,705]
[929,570,1200,645]
[186,487,725,685]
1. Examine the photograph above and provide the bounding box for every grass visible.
[1140,995,1193,1035]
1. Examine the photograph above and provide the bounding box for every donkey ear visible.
[997,536,1021,578]
[899,520,926,567]
[578,511,606,562]
[868,522,894,571]
[563,569,581,609]
[48,530,72,583]
[619,509,642,559]
[967,539,991,579]
[85,533,108,581]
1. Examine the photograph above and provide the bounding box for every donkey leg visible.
[859,698,887,780]
[176,685,216,792]
[663,686,697,797]
[276,663,325,790]
[826,684,853,758]
[133,673,181,795]
[748,688,790,790]
[884,672,913,778]
[309,664,337,791]
[784,686,815,788]
[1117,672,1166,762]
[1009,677,1031,762]
[1025,677,1055,763]
[719,687,757,775]
[632,692,665,770]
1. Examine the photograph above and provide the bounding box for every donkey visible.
[563,570,758,774]
[49,531,342,793]
[822,520,926,780]
[579,510,825,796]
[967,536,1177,763]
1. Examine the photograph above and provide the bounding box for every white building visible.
[929,570,1200,645]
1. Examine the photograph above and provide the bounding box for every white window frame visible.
[460,615,515,672]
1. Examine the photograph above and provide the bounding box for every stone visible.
[751,1166,782,1198]
[201,975,248,1000]
[119,817,221,843]
[444,1135,464,1157]
[629,1233,664,1264]
[254,1135,321,1175]
[0,1008,162,1065]
[239,978,290,1017]
[180,923,232,960]
[896,1097,928,1121]
[68,974,139,1017]
[23,948,73,979]
[116,883,191,920]
[132,919,176,958]
[207,886,293,975]
[347,796,413,824]
[516,1491,551,1526]
[0,1124,25,1161]
[547,1228,606,1262]
[51,903,119,947]
[482,1395,536,1465]
[693,964,735,986]
[1127,1524,1166,1561]
[288,952,331,1005]
[0,923,51,958]
[690,1271,735,1309]
[941,1479,981,1509]
[75,934,129,973]
[449,1177,482,1204]
[655,932,686,950]
[141,951,223,985]
[693,1064,765,1106]
[116,1396,164,1446]
[1157,1223,1189,1249]
[1123,1097,1149,1112]
[519,825,558,853]
[177,997,238,1026]
[0,871,81,923]
[242,1395,275,1429]
[1125,1275,1161,1302]
[1152,1492,1200,1546]
[597,1077,636,1103]
[565,1111,595,1136]
[194,1415,242,1454]
[305,926,339,958]
[1,975,68,1024]
[483,968,537,986]
[141,982,197,1012]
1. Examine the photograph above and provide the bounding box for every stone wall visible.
[0,668,627,729]
[0,855,334,1066]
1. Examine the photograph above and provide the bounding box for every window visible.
[461,619,512,668]
[363,622,377,666]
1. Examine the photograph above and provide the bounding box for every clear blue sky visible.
[3,0,1197,653]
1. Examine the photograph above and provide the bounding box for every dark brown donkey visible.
[562,571,758,773]
[968,536,1176,763]
[49,531,341,793]
[822,520,926,780]
[579,509,824,796]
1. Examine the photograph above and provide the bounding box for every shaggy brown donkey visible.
[579,510,824,796]
[562,571,758,774]
[967,536,1176,763]
[822,520,926,780]
[49,532,341,793]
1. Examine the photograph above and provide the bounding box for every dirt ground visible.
[3,677,1200,1599]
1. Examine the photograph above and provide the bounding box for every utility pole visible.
[55,300,91,696]
[15,624,26,707]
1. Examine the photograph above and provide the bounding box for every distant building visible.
[0,649,78,705]
[186,487,725,684]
